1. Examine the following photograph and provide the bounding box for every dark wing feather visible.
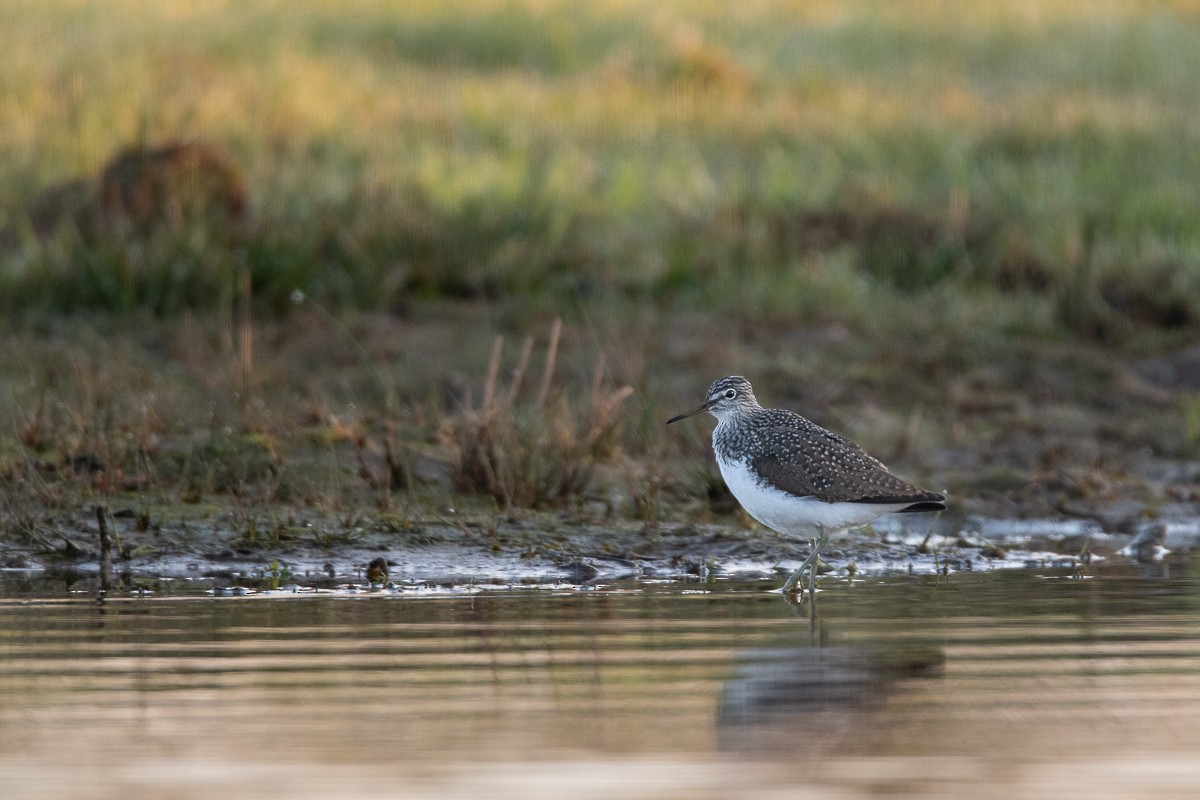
[746,412,944,506]
[897,500,947,512]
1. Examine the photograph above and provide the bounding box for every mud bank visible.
[4,507,1196,597]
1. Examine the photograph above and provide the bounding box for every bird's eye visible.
[724,389,736,399]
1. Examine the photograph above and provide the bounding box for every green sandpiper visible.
[668,376,945,597]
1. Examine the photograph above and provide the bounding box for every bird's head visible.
[666,375,759,425]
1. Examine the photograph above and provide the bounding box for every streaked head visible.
[666,375,760,425]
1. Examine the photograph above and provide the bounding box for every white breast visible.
[716,455,909,539]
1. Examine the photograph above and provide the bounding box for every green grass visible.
[0,0,1198,344]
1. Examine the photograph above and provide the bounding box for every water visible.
[4,560,1200,799]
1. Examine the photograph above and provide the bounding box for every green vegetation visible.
[1,0,1198,341]
[1,1,1199,556]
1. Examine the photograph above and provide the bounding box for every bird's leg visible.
[780,563,805,598]
[807,528,830,604]
[781,527,830,600]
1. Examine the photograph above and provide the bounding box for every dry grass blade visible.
[507,336,534,406]
[482,335,503,412]
[236,265,254,405]
[451,319,631,508]
[534,318,561,411]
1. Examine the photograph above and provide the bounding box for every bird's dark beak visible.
[666,401,710,425]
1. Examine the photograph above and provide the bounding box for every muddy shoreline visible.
[4,502,1196,597]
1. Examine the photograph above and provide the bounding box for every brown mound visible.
[99,141,247,230]
[2,140,246,247]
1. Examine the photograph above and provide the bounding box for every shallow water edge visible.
[5,566,1200,799]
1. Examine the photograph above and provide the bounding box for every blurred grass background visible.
[2,0,1199,345]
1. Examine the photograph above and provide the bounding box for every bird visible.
[667,376,945,597]
[365,557,390,586]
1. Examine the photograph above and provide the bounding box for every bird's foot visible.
[779,530,831,602]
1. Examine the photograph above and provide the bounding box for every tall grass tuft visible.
[450,320,633,508]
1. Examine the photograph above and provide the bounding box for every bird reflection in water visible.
[717,643,944,755]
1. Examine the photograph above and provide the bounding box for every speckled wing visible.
[748,411,945,507]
